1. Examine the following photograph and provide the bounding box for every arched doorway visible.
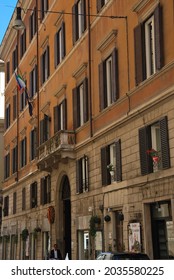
[61,175,71,259]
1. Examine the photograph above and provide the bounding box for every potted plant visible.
[107,163,115,176]
[89,215,101,237]
[146,149,161,171]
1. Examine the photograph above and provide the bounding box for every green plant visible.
[21,228,29,241]
[89,215,101,237]
[107,163,115,171]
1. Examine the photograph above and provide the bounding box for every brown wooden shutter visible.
[134,24,144,85]
[115,139,122,182]
[61,21,66,59]
[62,99,67,130]
[139,126,152,175]
[22,188,26,211]
[154,4,163,70]
[72,4,77,44]
[13,95,17,120]
[40,54,43,85]
[73,87,78,129]
[101,146,110,186]
[160,116,170,169]
[54,33,58,68]
[47,175,51,203]
[54,105,59,133]
[76,160,82,193]
[47,46,50,78]
[97,0,102,13]
[40,178,44,205]
[40,119,44,144]
[83,78,88,123]
[81,0,86,33]
[99,61,105,111]
[112,48,119,102]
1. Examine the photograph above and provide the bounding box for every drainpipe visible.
[87,0,93,137]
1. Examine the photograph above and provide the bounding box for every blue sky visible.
[0,1,18,44]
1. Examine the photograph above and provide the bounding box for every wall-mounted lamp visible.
[13,7,25,30]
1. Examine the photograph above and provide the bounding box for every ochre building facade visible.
[0,0,174,260]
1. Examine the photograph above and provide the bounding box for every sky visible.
[0,0,18,44]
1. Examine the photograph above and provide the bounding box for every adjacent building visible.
[0,0,174,260]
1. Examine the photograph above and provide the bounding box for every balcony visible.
[37,130,76,171]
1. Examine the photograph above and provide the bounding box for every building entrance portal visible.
[61,176,71,260]
[151,201,174,259]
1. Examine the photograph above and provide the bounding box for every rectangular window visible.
[22,188,26,211]
[3,196,9,217]
[30,128,37,160]
[134,4,163,84]
[12,146,18,174]
[40,175,51,205]
[5,104,10,129]
[41,46,50,85]
[72,0,86,44]
[76,155,89,194]
[97,0,109,12]
[13,94,17,120]
[6,61,10,83]
[101,139,122,186]
[99,48,119,110]
[41,0,48,20]
[20,29,26,59]
[54,99,67,133]
[20,89,27,112]
[13,192,17,214]
[29,8,36,41]
[139,116,170,175]
[30,65,37,97]
[20,137,27,168]
[4,153,10,179]
[54,22,65,67]
[40,114,50,144]
[73,78,88,129]
[12,46,18,72]
[30,182,37,208]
